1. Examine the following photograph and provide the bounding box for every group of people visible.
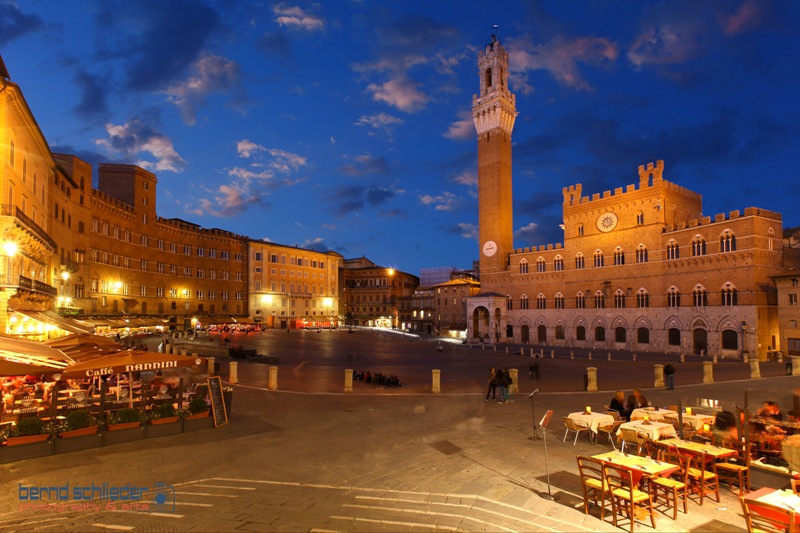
[352,370,402,387]
[608,388,649,421]
[486,367,513,404]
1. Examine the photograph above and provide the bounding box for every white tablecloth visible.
[630,407,678,421]
[677,413,716,430]
[620,419,677,440]
[569,411,615,434]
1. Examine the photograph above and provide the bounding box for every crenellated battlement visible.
[562,159,701,207]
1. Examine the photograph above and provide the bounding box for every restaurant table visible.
[568,411,615,434]
[663,413,716,430]
[621,419,677,441]
[630,407,678,421]
[743,487,800,528]
[592,450,680,487]
[659,438,737,461]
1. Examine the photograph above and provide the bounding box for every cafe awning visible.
[0,359,54,376]
[62,350,206,377]
[0,334,75,368]
[16,310,93,335]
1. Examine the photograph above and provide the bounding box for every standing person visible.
[664,363,675,390]
[497,367,510,404]
[485,367,498,402]
[532,356,541,380]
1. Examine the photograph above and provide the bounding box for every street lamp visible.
[3,241,17,285]
[323,297,333,329]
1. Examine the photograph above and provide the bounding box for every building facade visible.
[248,240,342,329]
[340,257,419,328]
[773,274,800,357]
[466,37,800,360]
[433,278,481,340]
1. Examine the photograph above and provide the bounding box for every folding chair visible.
[563,416,590,446]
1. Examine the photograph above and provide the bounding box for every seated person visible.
[609,390,632,420]
[627,388,648,410]
[712,410,739,445]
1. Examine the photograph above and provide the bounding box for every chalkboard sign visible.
[207,376,228,427]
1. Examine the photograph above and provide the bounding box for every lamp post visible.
[3,241,17,286]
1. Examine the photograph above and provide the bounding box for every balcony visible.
[0,204,57,250]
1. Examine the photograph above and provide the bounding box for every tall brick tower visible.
[473,34,516,276]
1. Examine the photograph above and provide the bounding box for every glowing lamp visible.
[644,415,649,422]
[703,423,710,432]
[686,407,693,416]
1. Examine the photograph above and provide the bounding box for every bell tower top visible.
[473,35,516,136]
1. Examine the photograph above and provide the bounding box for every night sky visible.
[2,0,798,275]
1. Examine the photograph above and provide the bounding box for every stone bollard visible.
[792,356,800,376]
[680,353,685,363]
[587,367,598,392]
[608,352,612,361]
[208,356,216,376]
[229,361,238,384]
[505,346,509,354]
[749,359,761,379]
[268,365,278,390]
[181,349,187,356]
[509,369,519,393]
[550,349,554,358]
[588,352,592,360]
[654,364,664,388]
[633,353,637,363]
[344,369,353,393]
[713,354,718,364]
[777,352,783,363]
[432,369,441,394]
[570,351,574,360]
[703,361,714,384]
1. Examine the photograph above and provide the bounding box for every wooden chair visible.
[619,427,642,455]
[666,405,679,412]
[791,478,800,496]
[563,416,590,446]
[603,463,657,533]
[715,440,751,496]
[686,451,720,505]
[576,455,610,519]
[650,451,689,520]
[740,495,797,533]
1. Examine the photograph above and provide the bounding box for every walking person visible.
[532,356,541,380]
[664,363,675,390]
[485,367,498,401]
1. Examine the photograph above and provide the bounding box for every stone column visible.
[654,364,664,388]
[207,356,216,376]
[229,361,238,384]
[749,359,761,379]
[344,369,353,393]
[703,361,714,384]
[607,352,612,361]
[432,369,441,394]
[509,368,519,393]
[586,367,598,392]
[792,356,800,376]
[268,365,278,390]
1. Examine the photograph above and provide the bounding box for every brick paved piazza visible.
[0,329,795,532]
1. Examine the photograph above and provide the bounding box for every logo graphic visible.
[148,482,176,513]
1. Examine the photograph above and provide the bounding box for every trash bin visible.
[583,373,589,391]
[787,362,793,376]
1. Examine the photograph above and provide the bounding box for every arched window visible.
[614,289,626,308]
[555,325,565,339]
[637,328,650,344]
[536,257,546,273]
[636,289,649,308]
[720,231,736,252]
[594,250,604,268]
[613,247,625,266]
[595,291,605,309]
[692,236,707,256]
[537,294,546,309]
[575,292,586,309]
[554,256,564,271]
[693,285,708,307]
[576,325,586,341]
[506,296,513,310]
[520,294,529,310]
[636,244,648,263]
[519,259,529,274]
[722,329,738,350]
[721,283,738,306]
[595,326,605,342]
[575,253,585,269]
[578,224,584,236]
[667,287,680,308]
[666,240,680,260]
[554,293,565,309]
[636,212,644,225]
[668,328,681,346]
[615,327,626,343]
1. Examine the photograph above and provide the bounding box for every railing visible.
[17,275,58,297]
[0,204,58,250]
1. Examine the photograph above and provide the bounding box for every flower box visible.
[149,416,180,426]
[185,411,209,420]
[59,426,99,438]
[5,434,50,446]
[106,422,142,432]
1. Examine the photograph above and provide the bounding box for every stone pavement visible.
[0,329,796,532]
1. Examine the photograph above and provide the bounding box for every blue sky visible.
[2,0,799,277]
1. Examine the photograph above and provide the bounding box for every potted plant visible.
[184,396,209,420]
[3,417,50,446]
[148,403,179,425]
[59,409,99,438]
[105,407,145,431]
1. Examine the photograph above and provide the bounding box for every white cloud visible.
[355,112,404,139]
[456,222,478,240]
[443,114,475,141]
[190,183,258,217]
[164,54,243,125]
[95,120,186,172]
[419,191,459,211]
[367,76,429,112]
[237,139,266,158]
[452,169,477,188]
[273,3,324,31]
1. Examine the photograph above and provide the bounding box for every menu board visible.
[207,376,228,427]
